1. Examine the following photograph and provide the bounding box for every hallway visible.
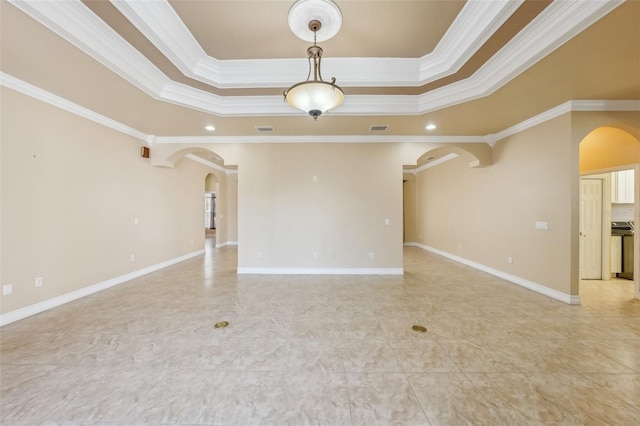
[1,241,639,425]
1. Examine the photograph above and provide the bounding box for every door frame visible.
[579,174,610,280]
[581,166,639,300]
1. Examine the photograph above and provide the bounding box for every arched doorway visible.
[579,126,640,300]
[204,172,218,240]
[403,145,486,246]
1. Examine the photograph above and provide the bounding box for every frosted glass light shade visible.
[284,81,344,119]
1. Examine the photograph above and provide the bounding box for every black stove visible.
[611,221,634,236]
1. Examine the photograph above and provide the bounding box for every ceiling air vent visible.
[255,126,274,132]
[369,125,389,132]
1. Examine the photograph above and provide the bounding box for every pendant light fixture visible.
[284,0,344,120]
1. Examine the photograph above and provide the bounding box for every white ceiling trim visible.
[9,0,624,118]
[4,72,638,149]
[7,0,168,98]
[417,0,523,85]
[154,135,488,145]
[415,0,625,115]
[488,99,640,146]
[111,0,522,88]
[0,72,153,144]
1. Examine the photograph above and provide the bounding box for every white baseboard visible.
[237,267,404,275]
[0,249,206,327]
[408,242,580,305]
[216,241,238,248]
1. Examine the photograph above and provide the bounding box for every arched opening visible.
[156,147,237,252]
[204,172,219,242]
[579,126,640,301]
[403,145,485,246]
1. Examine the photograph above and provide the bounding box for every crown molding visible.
[0,72,153,144]
[415,0,626,115]
[112,0,522,88]
[4,73,638,150]
[10,0,625,118]
[154,135,488,145]
[8,0,168,97]
[488,99,640,146]
[418,0,523,84]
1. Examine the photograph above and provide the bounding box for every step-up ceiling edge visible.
[5,0,627,118]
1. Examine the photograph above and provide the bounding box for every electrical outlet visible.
[2,284,12,296]
[535,221,549,230]
[369,252,374,259]
[256,251,262,258]
[312,175,318,182]
[35,277,43,287]
[130,254,135,262]
[134,217,139,225]
[313,252,318,259]
[508,257,513,264]
[384,219,390,225]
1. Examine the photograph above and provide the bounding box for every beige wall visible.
[414,115,575,295]
[226,173,238,243]
[402,172,417,243]
[204,173,218,193]
[237,143,403,270]
[408,111,640,299]
[1,87,210,315]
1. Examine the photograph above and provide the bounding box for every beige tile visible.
[347,372,428,425]
[495,338,635,373]
[408,372,504,425]
[287,339,345,373]
[391,340,460,373]
[437,339,523,373]
[123,368,227,424]
[199,371,351,425]
[2,242,639,424]
[584,373,640,411]
[577,339,640,373]
[465,372,583,425]
[527,373,640,425]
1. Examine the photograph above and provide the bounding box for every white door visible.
[579,178,603,279]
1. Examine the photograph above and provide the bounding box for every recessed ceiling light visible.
[205,125,215,131]
[425,124,436,130]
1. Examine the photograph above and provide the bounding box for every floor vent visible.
[369,125,389,131]
[255,126,274,132]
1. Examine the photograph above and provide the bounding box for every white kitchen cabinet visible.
[611,170,635,204]
[610,235,622,274]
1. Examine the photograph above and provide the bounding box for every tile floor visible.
[1,238,639,425]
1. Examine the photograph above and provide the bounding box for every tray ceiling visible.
[1,0,639,138]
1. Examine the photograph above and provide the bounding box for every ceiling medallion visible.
[284,0,344,120]
[288,0,342,42]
